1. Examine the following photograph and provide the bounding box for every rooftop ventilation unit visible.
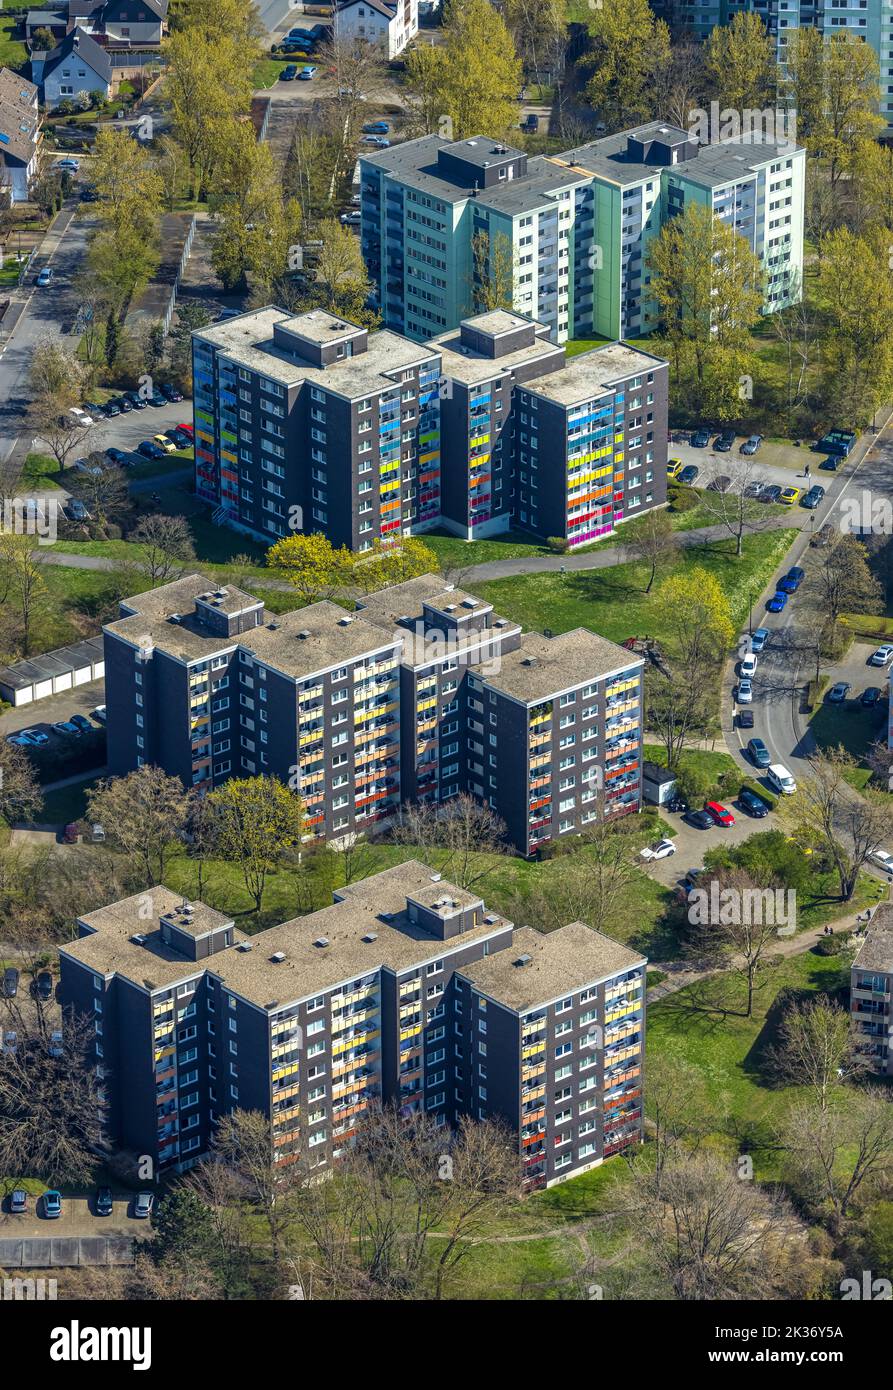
[380,912,394,922]
[484,913,498,924]
[169,614,182,625]
[339,616,354,625]
[313,937,330,948]
[130,934,147,946]
[237,942,253,952]
[513,953,532,967]
[297,630,310,639]
[270,951,286,963]
[430,872,442,882]
[522,656,538,667]
[362,932,378,943]
[268,621,280,630]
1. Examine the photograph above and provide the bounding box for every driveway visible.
[0,680,105,739]
[641,803,779,888]
[667,435,821,492]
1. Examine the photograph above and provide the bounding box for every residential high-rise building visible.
[360,124,805,343]
[192,308,443,549]
[192,306,669,550]
[850,906,893,1077]
[59,860,647,1186]
[430,311,669,542]
[103,571,645,855]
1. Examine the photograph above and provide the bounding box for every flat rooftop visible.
[356,574,521,665]
[428,320,561,387]
[361,135,588,211]
[853,905,893,974]
[195,307,438,397]
[107,574,398,677]
[483,630,643,704]
[460,923,645,1012]
[525,342,666,406]
[555,121,802,190]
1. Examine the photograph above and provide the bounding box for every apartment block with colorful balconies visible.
[59,860,646,1185]
[850,906,893,1077]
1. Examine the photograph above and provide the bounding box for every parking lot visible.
[76,398,192,459]
[668,431,832,495]
[0,1191,152,1239]
[641,800,780,888]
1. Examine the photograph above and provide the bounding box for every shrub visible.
[547,536,568,554]
[813,931,847,956]
[667,484,699,513]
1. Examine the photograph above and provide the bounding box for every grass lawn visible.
[643,742,739,784]
[39,778,97,826]
[475,529,798,647]
[32,565,119,650]
[126,448,193,481]
[0,15,26,69]
[647,946,854,1181]
[422,527,552,570]
[22,453,63,489]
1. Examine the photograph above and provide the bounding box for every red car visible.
[176,423,194,437]
[705,801,735,828]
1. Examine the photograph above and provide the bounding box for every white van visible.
[767,763,796,795]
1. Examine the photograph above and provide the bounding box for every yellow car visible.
[779,486,801,506]
[153,434,177,454]
[667,457,683,478]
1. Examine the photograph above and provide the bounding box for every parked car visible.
[176,423,194,437]
[739,788,770,818]
[298,65,318,79]
[103,400,121,417]
[678,465,699,485]
[115,395,133,412]
[152,434,177,453]
[520,113,539,133]
[166,428,192,449]
[750,627,770,653]
[639,839,676,861]
[743,480,764,498]
[740,652,758,677]
[42,1190,62,1219]
[49,1030,63,1056]
[363,120,390,134]
[149,390,167,407]
[11,728,48,746]
[55,157,79,171]
[714,430,735,451]
[779,486,801,506]
[690,428,711,447]
[815,428,856,458]
[160,384,183,403]
[667,457,683,478]
[9,1189,27,1214]
[827,681,851,703]
[705,801,735,827]
[340,211,362,226]
[92,705,107,724]
[801,485,825,509]
[105,447,128,465]
[737,709,754,729]
[35,971,54,1001]
[125,391,148,409]
[70,714,93,733]
[2,967,19,998]
[685,808,715,830]
[737,677,754,704]
[760,485,782,504]
[869,645,893,667]
[134,1192,155,1219]
[69,407,94,427]
[747,737,771,768]
[138,441,165,459]
[36,267,54,287]
[52,721,81,737]
[766,591,788,612]
[740,434,763,455]
[2,1030,17,1054]
[279,64,298,80]
[777,571,802,594]
[869,848,893,874]
[767,764,796,795]
[65,498,89,522]
[861,686,883,707]
[362,134,390,147]
[95,1187,113,1217]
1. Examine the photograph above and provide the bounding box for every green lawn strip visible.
[125,449,193,481]
[807,701,886,790]
[474,530,798,647]
[39,779,96,826]
[0,15,26,69]
[22,453,64,489]
[642,742,739,784]
[422,528,553,568]
[646,948,854,1182]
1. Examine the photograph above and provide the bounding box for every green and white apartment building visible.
[359,123,805,345]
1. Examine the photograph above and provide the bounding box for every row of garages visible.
[0,637,105,708]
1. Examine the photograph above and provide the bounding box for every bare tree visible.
[130,512,197,585]
[213,1108,303,1272]
[645,1053,711,1190]
[778,748,893,900]
[802,532,882,642]
[694,461,779,557]
[87,766,190,885]
[771,270,820,420]
[0,1008,107,1184]
[622,507,680,592]
[0,735,43,825]
[767,996,870,1111]
[391,793,509,890]
[781,1089,893,1228]
[685,867,786,1016]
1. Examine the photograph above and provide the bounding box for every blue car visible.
[750,627,770,653]
[42,1190,62,1219]
[363,121,390,134]
[766,591,788,613]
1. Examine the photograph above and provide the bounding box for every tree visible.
[684,866,785,1017]
[0,533,50,656]
[0,1009,107,1185]
[213,1108,301,1270]
[817,228,893,428]
[777,748,893,901]
[645,567,734,767]
[86,766,190,884]
[0,738,43,825]
[266,531,356,605]
[167,25,254,200]
[350,535,440,595]
[771,268,820,421]
[815,33,884,190]
[645,1053,711,1191]
[315,218,375,322]
[27,339,91,472]
[391,793,509,890]
[471,229,515,313]
[648,203,763,413]
[315,31,388,196]
[802,531,881,642]
[583,0,671,131]
[499,0,566,77]
[68,456,131,532]
[783,25,826,146]
[781,1089,893,1228]
[90,127,163,238]
[210,120,302,295]
[694,459,779,557]
[768,996,869,1111]
[208,777,304,912]
[651,41,707,130]
[621,507,679,592]
[704,12,774,114]
[130,513,197,585]
[405,0,522,141]
[504,814,635,937]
